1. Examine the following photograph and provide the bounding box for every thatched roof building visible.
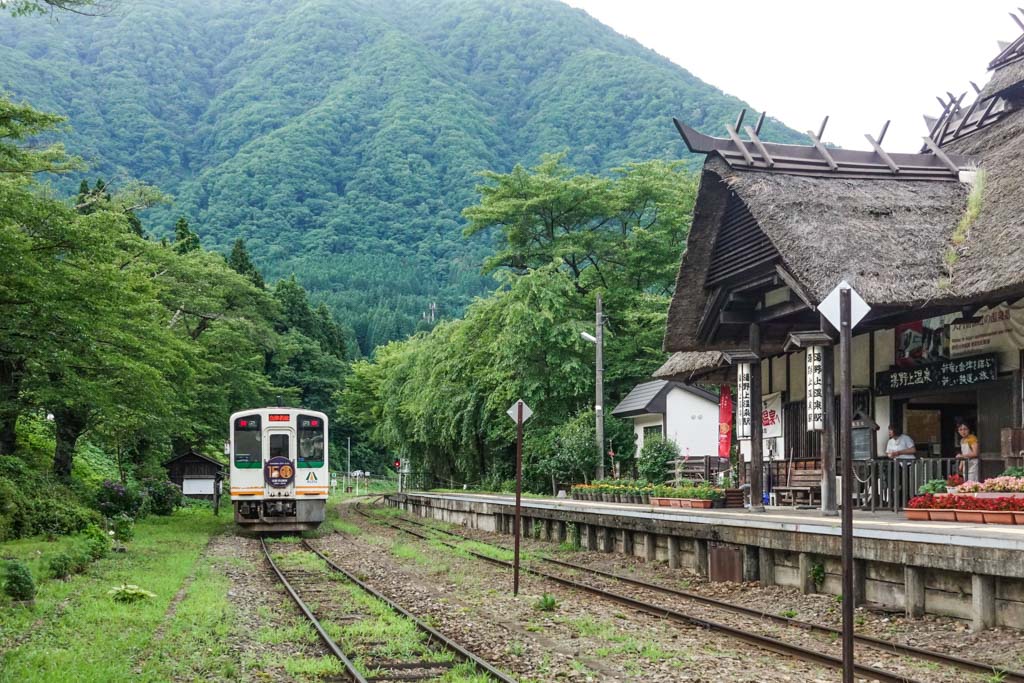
[659,21,1024,375]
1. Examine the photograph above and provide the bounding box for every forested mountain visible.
[0,0,802,353]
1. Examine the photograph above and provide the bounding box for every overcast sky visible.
[563,1,1019,152]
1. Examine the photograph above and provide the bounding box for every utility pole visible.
[839,288,855,683]
[347,436,351,496]
[595,293,605,480]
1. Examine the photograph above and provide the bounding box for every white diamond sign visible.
[819,280,870,331]
[506,399,533,423]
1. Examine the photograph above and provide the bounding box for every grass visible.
[0,507,230,682]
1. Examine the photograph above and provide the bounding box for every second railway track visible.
[261,537,516,683]
[354,502,1021,683]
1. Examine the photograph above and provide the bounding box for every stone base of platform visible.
[390,492,1024,631]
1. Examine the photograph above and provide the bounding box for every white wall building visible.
[611,380,720,457]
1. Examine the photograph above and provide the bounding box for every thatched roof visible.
[943,94,1024,301]
[653,352,730,383]
[980,58,1024,100]
[664,155,968,352]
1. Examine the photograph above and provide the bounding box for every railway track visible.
[260,537,516,683]
[355,503,1021,683]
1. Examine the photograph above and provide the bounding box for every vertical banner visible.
[736,363,752,440]
[718,384,733,458]
[806,345,825,431]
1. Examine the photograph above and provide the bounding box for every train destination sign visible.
[876,353,998,395]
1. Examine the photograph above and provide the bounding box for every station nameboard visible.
[876,353,998,396]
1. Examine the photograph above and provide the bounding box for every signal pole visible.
[595,293,605,479]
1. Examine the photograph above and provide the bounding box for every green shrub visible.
[111,512,134,542]
[141,478,182,516]
[108,583,157,603]
[637,436,679,484]
[918,479,947,495]
[48,552,78,579]
[533,593,558,611]
[94,479,146,518]
[83,524,112,560]
[4,560,36,601]
[0,474,101,541]
[1002,466,1024,478]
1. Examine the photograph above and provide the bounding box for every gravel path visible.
[326,503,846,682]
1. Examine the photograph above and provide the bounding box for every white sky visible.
[563,0,1020,151]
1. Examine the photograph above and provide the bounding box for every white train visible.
[229,407,329,532]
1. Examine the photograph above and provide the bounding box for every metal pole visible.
[749,323,764,511]
[514,401,524,596]
[839,288,855,683]
[347,436,351,496]
[595,293,605,480]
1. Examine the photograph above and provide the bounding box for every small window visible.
[233,415,261,469]
[269,434,289,459]
[297,414,325,468]
[643,425,663,440]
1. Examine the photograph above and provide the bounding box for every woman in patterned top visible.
[956,422,980,482]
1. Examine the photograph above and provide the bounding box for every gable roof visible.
[163,449,226,470]
[611,379,718,418]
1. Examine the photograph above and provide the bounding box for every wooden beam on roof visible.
[864,130,899,174]
[951,94,983,139]
[1012,10,1024,31]
[754,111,766,135]
[775,265,815,309]
[744,125,776,167]
[725,124,756,166]
[806,127,838,171]
[719,297,809,325]
[921,135,961,174]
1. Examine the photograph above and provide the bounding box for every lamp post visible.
[581,293,606,480]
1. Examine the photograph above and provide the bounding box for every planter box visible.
[641,494,650,505]
[678,499,692,508]
[929,509,957,521]
[973,492,1024,499]
[1014,513,1024,524]
[688,499,714,509]
[904,509,930,521]
[955,510,986,523]
[983,511,1016,524]
[724,489,745,508]
[668,498,682,508]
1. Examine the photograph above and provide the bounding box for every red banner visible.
[718,384,733,458]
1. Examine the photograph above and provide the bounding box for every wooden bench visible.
[773,468,822,506]
[672,456,727,484]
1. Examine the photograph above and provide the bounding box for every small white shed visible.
[611,380,720,457]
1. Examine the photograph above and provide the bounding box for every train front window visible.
[269,434,289,459]
[297,414,325,468]
[233,416,261,469]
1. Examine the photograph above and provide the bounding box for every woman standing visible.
[957,422,980,482]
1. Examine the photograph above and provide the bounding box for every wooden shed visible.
[164,450,226,499]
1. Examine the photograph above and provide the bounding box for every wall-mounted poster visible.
[895,318,947,368]
[950,301,1024,370]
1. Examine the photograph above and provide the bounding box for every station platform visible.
[400,492,1024,552]
[389,491,1024,629]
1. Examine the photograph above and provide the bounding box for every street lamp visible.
[581,293,606,480]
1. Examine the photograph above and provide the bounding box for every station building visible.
[655,27,1024,510]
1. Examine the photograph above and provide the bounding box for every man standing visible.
[886,425,916,460]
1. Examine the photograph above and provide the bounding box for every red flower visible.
[946,474,964,487]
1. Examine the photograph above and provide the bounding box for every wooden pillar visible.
[821,321,838,516]
[904,566,925,619]
[667,536,681,569]
[972,574,996,631]
[749,323,765,511]
[693,538,708,576]
[758,548,775,587]
[645,532,657,562]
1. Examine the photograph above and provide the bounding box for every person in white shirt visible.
[886,426,916,460]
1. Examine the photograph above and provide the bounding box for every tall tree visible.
[227,238,265,289]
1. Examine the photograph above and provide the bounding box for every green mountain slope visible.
[0,0,803,353]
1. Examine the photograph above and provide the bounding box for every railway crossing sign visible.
[819,280,869,331]
[506,400,533,423]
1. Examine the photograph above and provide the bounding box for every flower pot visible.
[983,511,1016,524]
[668,498,682,508]
[975,492,1024,499]
[677,498,692,508]
[1014,512,1024,524]
[642,493,650,505]
[929,509,957,521]
[955,510,985,523]
[904,509,930,521]
[689,499,713,509]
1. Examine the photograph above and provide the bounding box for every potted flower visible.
[945,474,964,494]
[904,495,934,521]
[954,496,985,523]
[929,494,958,522]
[981,496,1020,524]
